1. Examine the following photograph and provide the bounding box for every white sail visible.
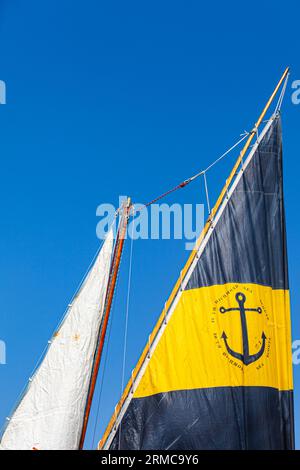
[0,229,114,450]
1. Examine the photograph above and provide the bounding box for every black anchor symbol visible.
[219,292,266,366]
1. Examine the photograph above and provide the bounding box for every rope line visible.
[144,180,190,207]
[139,132,249,210]
[118,215,135,448]
[201,133,249,174]
[135,75,290,214]
[274,72,290,115]
[203,172,211,215]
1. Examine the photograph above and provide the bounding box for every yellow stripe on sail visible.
[134,283,293,398]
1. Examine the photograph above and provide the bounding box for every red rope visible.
[143,179,191,208]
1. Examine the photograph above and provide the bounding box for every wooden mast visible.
[79,197,131,449]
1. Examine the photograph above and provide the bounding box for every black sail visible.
[102,117,294,450]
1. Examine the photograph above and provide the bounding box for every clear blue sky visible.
[0,0,299,449]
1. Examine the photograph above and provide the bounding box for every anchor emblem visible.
[219,292,266,365]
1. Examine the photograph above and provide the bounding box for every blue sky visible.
[0,0,299,449]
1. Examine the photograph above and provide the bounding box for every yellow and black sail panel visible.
[101,116,294,450]
[134,283,292,397]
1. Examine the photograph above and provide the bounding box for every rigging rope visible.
[201,132,249,174]
[138,132,249,210]
[203,172,211,215]
[135,74,290,214]
[143,180,191,207]
[118,215,135,448]
[274,72,290,115]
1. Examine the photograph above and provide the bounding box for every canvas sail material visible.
[0,228,114,450]
[101,116,294,450]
